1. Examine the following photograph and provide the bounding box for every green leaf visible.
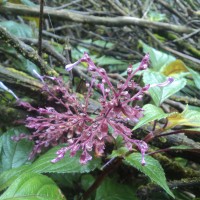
[161,60,189,77]
[143,71,186,106]
[20,0,36,6]
[186,67,200,89]
[0,172,66,200]
[0,21,33,38]
[92,40,114,48]
[0,127,33,173]
[0,146,100,191]
[96,55,125,66]
[96,178,138,200]
[109,147,128,158]
[147,11,167,22]
[83,39,114,48]
[125,153,174,198]
[133,104,169,130]
[71,46,90,61]
[188,105,200,112]
[167,107,200,128]
[0,166,29,191]
[169,145,194,150]
[27,145,101,174]
[50,173,81,189]
[0,0,7,5]
[81,174,95,191]
[0,45,40,75]
[140,41,175,71]
[12,56,40,75]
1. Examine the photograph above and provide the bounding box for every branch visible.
[0,3,196,34]
[0,65,42,90]
[137,177,200,199]
[152,153,200,178]
[0,26,58,76]
[170,95,200,107]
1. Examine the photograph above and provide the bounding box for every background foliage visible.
[0,0,200,200]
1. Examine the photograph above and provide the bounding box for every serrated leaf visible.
[110,147,128,158]
[0,166,29,191]
[161,60,188,76]
[133,104,169,130]
[143,71,186,106]
[96,178,138,200]
[0,172,66,200]
[167,107,200,128]
[0,146,100,191]
[125,153,174,198]
[27,145,101,174]
[0,127,33,173]
[140,41,175,71]
[0,21,33,37]
[50,173,81,189]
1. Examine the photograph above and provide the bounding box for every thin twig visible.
[0,26,57,76]
[38,0,44,57]
[0,3,196,34]
[81,157,122,200]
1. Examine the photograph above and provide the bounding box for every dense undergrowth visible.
[0,0,200,200]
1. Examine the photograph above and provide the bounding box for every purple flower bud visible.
[134,140,148,166]
[105,88,110,94]
[150,77,174,88]
[139,53,150,70]
[80,151,92,164]
[99,68,106,75]
[127,67,133,75]
[65,60,81,71]
[142,84,150,91]
[86,82,90,88]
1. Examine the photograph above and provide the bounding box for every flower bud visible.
[142,84,150,91]
[127,67,133,75]
[138,53,150,70]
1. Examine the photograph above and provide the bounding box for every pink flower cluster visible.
[14,53,155,165]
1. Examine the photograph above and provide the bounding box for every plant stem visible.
[81,157,122,200]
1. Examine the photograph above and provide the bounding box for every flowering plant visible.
[13,53,173,165]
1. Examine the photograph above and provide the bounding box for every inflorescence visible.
[12,53,173,165]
